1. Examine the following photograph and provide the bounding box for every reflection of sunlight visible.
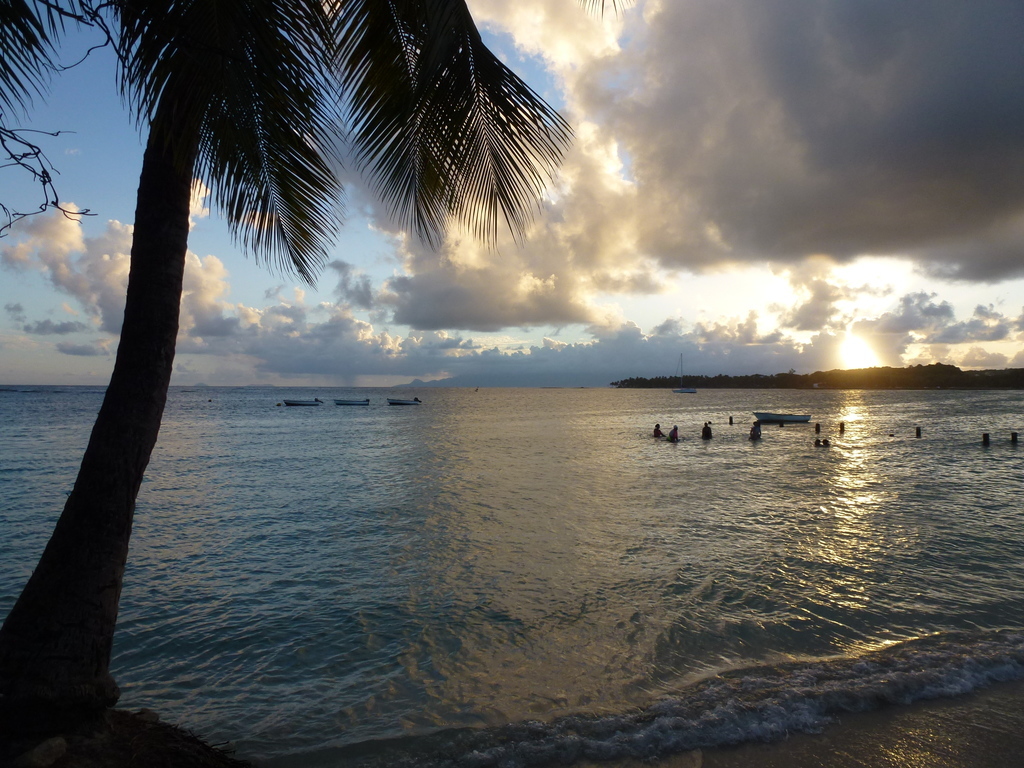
[838,395,866,427]
[841,333,881,369]
[794,390,892,623]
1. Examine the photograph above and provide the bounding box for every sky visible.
[3,0,1024,387]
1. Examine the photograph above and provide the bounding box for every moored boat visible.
[334,399,370,406]
[282,398,323,406]
[752,411,811,423]
[387,397,422,405]
[673,353,697,394]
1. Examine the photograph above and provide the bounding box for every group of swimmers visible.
[652,422,715,442]
[653,419,832,445]
[652,423,680,442]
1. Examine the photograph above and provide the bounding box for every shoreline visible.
[10,679,1024,767]
[574,678,1024,768]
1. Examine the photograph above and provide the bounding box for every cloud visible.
[564,1,1024,281]
[56,341,109,356]
[328,260,374,310]
[2,213,131,333]
[3,214,245,346]
[180,253,242,339]
[340,121,651,332]
[5,207,1023,388]
[4,303,25,322]
[23,319,89,335]
[382,262,594,332]
[1,206,85,269]
[850,292,1018,365]
[471,0,622,71]
[189,180,211,228]
[960,346,1009,368]
[773,258,851,332]
[333,1,1024,340]
[931,304,1011,344]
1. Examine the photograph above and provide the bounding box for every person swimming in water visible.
[653,423,664,438]
[668,425,679,443]
[701,422,713,440]
[749,421,762,440]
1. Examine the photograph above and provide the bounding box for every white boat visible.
[282,398,323,406]
[387,397,422,406]
[752,412,811,423]
[673,353,697,394]
[334,399,370,406]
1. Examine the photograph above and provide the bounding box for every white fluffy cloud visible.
[1,209,129,334]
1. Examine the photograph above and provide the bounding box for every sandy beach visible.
[576,679,1024,768]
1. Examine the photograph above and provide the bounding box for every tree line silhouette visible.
[611,363,1024,389]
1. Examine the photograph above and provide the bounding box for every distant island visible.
[611,363,1024,390]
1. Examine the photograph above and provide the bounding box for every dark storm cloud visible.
[596,0,1024,278]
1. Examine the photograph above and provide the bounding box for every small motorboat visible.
[334,399,370,406]
[752,412,811,423]
[282,398,323,406]
[387,397,422,406]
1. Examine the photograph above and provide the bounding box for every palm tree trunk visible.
[0,125,195,733]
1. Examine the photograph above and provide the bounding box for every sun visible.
[840,333,881,369]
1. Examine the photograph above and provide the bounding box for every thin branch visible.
[0,1,112,236]
[0,121,93,236]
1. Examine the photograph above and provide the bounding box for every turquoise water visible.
[1,386,1023,765]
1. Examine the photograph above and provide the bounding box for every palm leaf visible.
[336,0,572,247]
[114,0,345,283]
[579,0,630,16]
[0,0,75,112]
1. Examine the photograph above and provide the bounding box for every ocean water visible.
[1,385,1023,766]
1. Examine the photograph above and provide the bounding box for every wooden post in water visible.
[982,433,990,445]
[1012,432,1019,444]
[916,426,921,438]
[815,422,821,433]
[729,416,733,425]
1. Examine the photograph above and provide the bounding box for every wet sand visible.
[579,679,1024,768]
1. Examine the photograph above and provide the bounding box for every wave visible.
[309,630,1024,767]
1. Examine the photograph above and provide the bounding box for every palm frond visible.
[578,0,631,17]
[337,0,572,247]
[0,0,75,112]
[114,0,345,283]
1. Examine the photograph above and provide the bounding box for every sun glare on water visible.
[840,334,881,369]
